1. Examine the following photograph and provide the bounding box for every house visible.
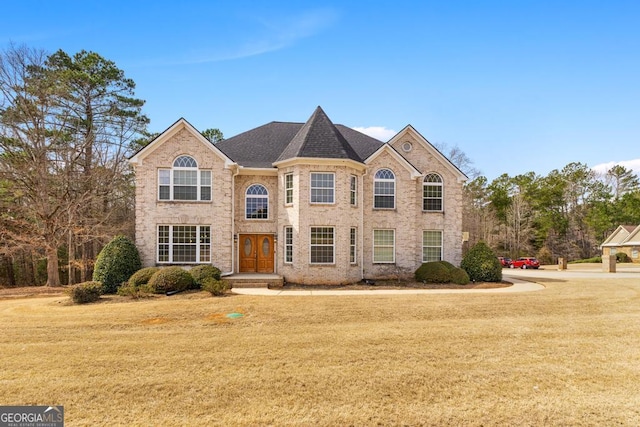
[129,107,468,285]
[600,225,640,263]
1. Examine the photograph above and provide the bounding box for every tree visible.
[606,165,639,199]
[201,128,224,144]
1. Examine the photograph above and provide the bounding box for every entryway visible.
[239,234,275,273]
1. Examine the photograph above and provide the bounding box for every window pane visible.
[200,171,211,186]
[374,247,394,262]
[174,156,197,168]
[200,186,211,201]
[159,169,170,185]
[174,186,198,200]
[310,227,334,263]
[423,230,443,262]
[374,195,395,209]
[311,173,334,203]
[246,197,268,219]
[174,170,197,185]
[285,227,293,263]
[285,174,293,205]
[373,230,394,263]
[159,186,170,200]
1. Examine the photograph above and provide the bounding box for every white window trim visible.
[350,175,357,206]
[423,173,444,212]
[310,172,335,205]
[422,230,443,262]
[245,184,269,220]
[158,162,211,202]
[373,229,395,264]
[373,169,396,210]
[284,173,294,206]
[157,224,211,264]
[284,226,293,264]
[309,226,335,265]
[350,227,357,264]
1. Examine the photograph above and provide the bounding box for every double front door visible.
[239,234,274,273]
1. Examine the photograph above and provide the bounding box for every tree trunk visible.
[46,248,61,287]
[3,256,16,287]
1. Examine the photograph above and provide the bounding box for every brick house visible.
[600,225,640,263]
[129,107,467,285]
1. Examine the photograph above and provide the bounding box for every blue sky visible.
[2,0,639,181]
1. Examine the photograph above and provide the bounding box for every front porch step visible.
[224,274,284,289]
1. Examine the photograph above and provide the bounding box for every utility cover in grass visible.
[226,312,244,319]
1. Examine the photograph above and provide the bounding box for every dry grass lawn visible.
[1,276,639,426]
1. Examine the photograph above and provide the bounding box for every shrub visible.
[201,277,229,296]
[128,267,160,287]
[461,241,502,282]
[147,267,195,294]
[450,267,470,285]
[67,281,102,304]
[536,246,553,265]
[117,282,152,299]
[616,252,630,263]
[415,261,452,283]
[189,265,222,289]
[93,235,141,294]
[570,256,602,264]
[437,260,457,272]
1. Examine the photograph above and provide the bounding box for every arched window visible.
[374,169,395,209]
[246,184,269,219]
[158,155,211,201]
[423,173,443,211]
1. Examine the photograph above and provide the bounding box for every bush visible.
[437,260,457,272]
[189,265,222,289]
[461,242,502,282]
[450,267,470,285]
[147,267,195,294]
[67,281,102,304]
[117,282,152,299]
[201,277,229,296]
[128,267,160,287]
[616,252,630,263]
[570,256,602,264]
[93,235,141,294]
[415,261,452,283]
[536,246,553,265]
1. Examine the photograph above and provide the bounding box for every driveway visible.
[503,263,640,280]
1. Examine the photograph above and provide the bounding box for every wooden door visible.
[239,234,274,273]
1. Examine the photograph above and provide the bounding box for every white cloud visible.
[592,158,640,176]
[352,126,397,141]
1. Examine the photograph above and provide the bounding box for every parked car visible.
[511,257,540,269]
[498,256,512,268]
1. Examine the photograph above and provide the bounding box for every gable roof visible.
[216,107,383,168]
[387,125,468,183]
[129,118,234,167]
[365,143,422,179]
[601,224,640,247]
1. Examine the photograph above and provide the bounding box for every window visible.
[423,230,443,262]
[284,226,293,264]
[423,173,443,211]
[285,173,293,205]
[157,225,211,263]
[310,173,334,204]
[350,175,357,206]
[158,155,211,201]
[374,169,395,209]
[373,229,395,263]
[310,227,334,264]
[246,184,268,219]
[350,227,357,264]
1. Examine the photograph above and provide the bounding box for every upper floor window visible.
[285,173,293,205]
[158,155,211,201]
[310,172,334,204]
[423,173,443,211]
[350,175,357,206]
[246,184,268,219]
[374,169,395,209]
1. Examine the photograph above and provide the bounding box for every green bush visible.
[189,265,222,289]
[415,261,452,283]
[461,242,502,282]
[450,267,470,285]
[128,267,160,287]
[67,281,102,304]
[616,252,630,263]
[201,277,229,296]
[570,256,602,264]
[437,260,457,272]
[117,282,152,299]
[93,235,141,294]
[147,267,195,294]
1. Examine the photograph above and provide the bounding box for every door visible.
[239,234,274,273]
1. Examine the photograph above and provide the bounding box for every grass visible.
[1,276,639,426]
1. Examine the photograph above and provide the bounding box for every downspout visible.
[222,165,240,277]
[360,168,368,280]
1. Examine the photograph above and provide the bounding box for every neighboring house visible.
[129,107,468,285]
[600,225,640,263]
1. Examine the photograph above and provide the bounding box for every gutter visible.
[221,166,240,277]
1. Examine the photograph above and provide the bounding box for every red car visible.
[498,257,512,268]
[511,257,540,269]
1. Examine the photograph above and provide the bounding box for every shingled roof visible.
[216,107,384,168]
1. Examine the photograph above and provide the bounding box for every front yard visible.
[1,276,639,426]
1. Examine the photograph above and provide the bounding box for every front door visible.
[239,234,274,273]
